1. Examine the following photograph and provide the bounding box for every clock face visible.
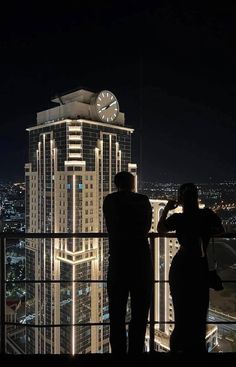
[95,90,119,122]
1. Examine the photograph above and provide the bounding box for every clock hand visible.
[98,100,117,113]
[109,101,117,107]
[99,104,111,112]
[100,106,107,111]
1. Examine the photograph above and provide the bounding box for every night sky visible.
[1,1,236,183]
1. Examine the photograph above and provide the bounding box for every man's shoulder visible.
[103,192,117,202]
[133,192,149,199]
[104,192,150,204]
[131,192,150,204]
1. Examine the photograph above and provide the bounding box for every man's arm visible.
[103,195,112,233]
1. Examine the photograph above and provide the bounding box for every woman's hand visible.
[157,200,178,233]
[166,200,178,211]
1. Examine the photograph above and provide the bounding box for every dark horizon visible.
[1,2,236,183]
[1,175,236,186]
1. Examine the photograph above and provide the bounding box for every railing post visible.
[149,234,155,352]
[0,236,6,354]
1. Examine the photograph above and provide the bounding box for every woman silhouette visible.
[157,183,224,353]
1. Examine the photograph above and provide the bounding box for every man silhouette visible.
[103,171,153,356]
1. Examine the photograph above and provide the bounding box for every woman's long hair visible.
[178,183,199,213]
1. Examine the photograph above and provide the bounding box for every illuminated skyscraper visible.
[25,89,137,353]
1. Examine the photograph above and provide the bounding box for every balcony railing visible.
[1,232,236,354]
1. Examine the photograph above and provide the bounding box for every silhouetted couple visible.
[104,174,224,356]
[103,171,153,357]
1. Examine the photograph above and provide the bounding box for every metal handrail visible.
[1,232,236,239]
[1,232,236,354]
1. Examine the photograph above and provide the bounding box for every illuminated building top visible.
[36,89,125,126]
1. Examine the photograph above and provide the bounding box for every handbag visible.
[208,238,224,291]
[209,269,224,291]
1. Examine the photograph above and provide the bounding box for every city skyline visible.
[2,167,236,352]
[1,3,236,183]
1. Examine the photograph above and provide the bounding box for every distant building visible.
[25,89,137,354]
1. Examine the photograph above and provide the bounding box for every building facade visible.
[25,89,137,354]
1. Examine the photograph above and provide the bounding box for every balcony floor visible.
[1,352,236,366]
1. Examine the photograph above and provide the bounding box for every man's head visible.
[114,171,135,192]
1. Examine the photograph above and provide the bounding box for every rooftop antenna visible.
[52,92,64,105]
